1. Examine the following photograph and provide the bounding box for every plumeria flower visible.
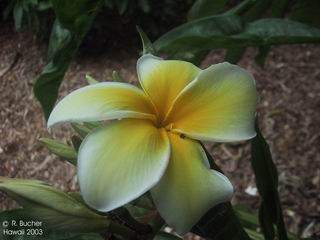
[48,54,258,235]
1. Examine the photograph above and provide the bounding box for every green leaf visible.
[71,123,92,138]
[39,138,77,165]
[187,0,228,21]
[243,18,320,45]
[234,206,260,231]
[112,70,126,82]
[251,119,289,240]
[155,16,320,54]
[0,209,104,240]
[13,0,24,31]
[34,0,103,120]
[136,26,156,55]
[224,0,270,63]
[0,177,109,233]
[192,203,251,240]
[154,14,244,53]
[86,74,99,85]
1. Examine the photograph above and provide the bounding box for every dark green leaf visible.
[51,0,102,34]
[33,0,103,120]
[224,0,270,64]
[251,119,289,240]
[13,0,24,31]
[33,20,78,120]
[187,0,228,21]
[235,18,320,45]
[136,26,156,55]
[155,16,320,54]
[39,138,77,165]
[192,203,251,240]
[154,14,244,53]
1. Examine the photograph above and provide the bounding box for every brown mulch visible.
[0,23,319,238]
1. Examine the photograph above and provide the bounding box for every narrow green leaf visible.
[0,177,109,233]
[234,206,259,230]
[251,119,289,240]
[13,0,24,31]
[86,74,99,85]
[112,70,126,82]
[187,0,228,21]
[39,138,77,165]
[83,121,101,129]
[136,25,156,55]
[71,123,92,138]
[245,228,265,240]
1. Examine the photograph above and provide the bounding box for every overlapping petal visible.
[137,54,200,122]
[78,119,170,212]
[164,62,258,142]
[151,132,234,235]
[47,82,156,128]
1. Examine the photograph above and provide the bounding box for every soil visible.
[0,23,319,239]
